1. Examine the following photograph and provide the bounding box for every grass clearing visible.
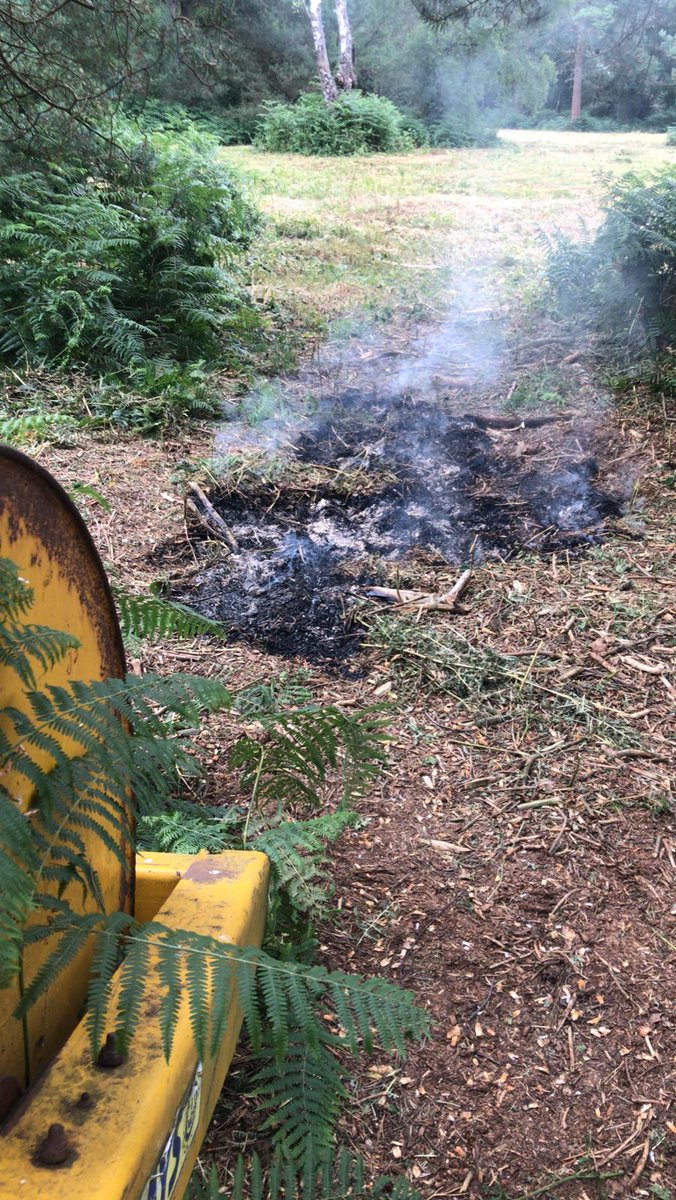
[228,130,672,323]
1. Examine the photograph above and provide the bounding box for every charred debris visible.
[170,388,622,664]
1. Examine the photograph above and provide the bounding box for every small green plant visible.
[126,99,262,146]
[544,166,676,364]
[0,406,78,447]
[185,1148,423,1200]
[113,587,228,643]
[255,92,414,156]
[368,614,518,700]
[505,367,573,411]
[428,119,497,148]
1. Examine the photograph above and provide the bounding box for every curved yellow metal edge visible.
[0,446,131,1086]
[0,850,269,1200]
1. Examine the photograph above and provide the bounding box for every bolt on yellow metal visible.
[0,849,269,1200]
[0,448,269,1198]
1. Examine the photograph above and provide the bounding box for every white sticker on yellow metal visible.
[141,1063,203,1200]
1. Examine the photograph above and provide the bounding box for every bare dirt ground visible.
[37,131,675,1199]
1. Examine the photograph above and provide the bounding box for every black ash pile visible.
[175,390,621,663]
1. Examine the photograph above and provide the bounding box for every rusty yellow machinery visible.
[0,447,269,1198]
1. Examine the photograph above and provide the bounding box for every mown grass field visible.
[227,130,672,326]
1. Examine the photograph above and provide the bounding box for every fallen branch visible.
[464,412,574,430]
[186,482,239,551]
[365,569,472,613]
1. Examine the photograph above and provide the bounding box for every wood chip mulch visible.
[40,391,675,1199]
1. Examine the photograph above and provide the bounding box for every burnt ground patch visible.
[172,391,621,662]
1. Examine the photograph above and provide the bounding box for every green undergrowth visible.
[0,117,318,443]
[543,165,676,382]
[255,92,419,156]
[503,366,575,411]
[0,126,259,374]
[125,98,262,147]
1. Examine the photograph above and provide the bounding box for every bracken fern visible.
[0,554,428,1195]
[0,549,427,1195]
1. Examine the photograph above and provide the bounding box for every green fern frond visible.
[0,791,39,985]
[1,556,422,1187]
[86,911,129,1054]
[137,805,242,855]
[113,587,226,643]
[253,1028,346,1164]
[187,1147,422,1200]
[230,706,387,811]
[21,914,428,1068]
[234,670,313,716]
[2,672,232,794]
[253,811,357,922]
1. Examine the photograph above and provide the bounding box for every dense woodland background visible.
[2,0,675,167]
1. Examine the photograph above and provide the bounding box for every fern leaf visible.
[116,931,152,1054]
[221,1147,422,1200]
[0,622,79,688]
[155,935,182,1060]
[113,588,226,643]
[230,706,386,811]
[86,911,129,1054]
[15,915,99,1016]
[253,1028,346,1164]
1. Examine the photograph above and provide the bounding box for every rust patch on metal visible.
[0,445,135,916]
[0,446,125,680]
[184,858,239,884]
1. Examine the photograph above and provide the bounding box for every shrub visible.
[568,114,627,133]
[127,99,261,145]
[544,166,676,361]
[428,119,498,148]
[667,127,676,146]
[398,114,429,148]
[0,124,260,376]
[254,91,413,156]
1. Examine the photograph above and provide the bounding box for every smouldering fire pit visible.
[174,390,620,663]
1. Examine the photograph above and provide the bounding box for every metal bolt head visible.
[75,1091,93,1110]
[97,1031,125,1068]
[36,1123,71,1165]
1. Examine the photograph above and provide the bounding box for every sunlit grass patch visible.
[227,131,672,327]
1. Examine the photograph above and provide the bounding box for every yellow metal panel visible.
[134,852,195,923]
[0,448,131,1088]
[0,850,269,1200]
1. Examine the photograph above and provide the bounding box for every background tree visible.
[303,0,338,100]
[547,0,676,126]
[335,0,357,87]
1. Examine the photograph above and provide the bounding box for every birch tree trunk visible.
[570,31,584,121]
[304,0,338,102]
[334,0,357,89]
